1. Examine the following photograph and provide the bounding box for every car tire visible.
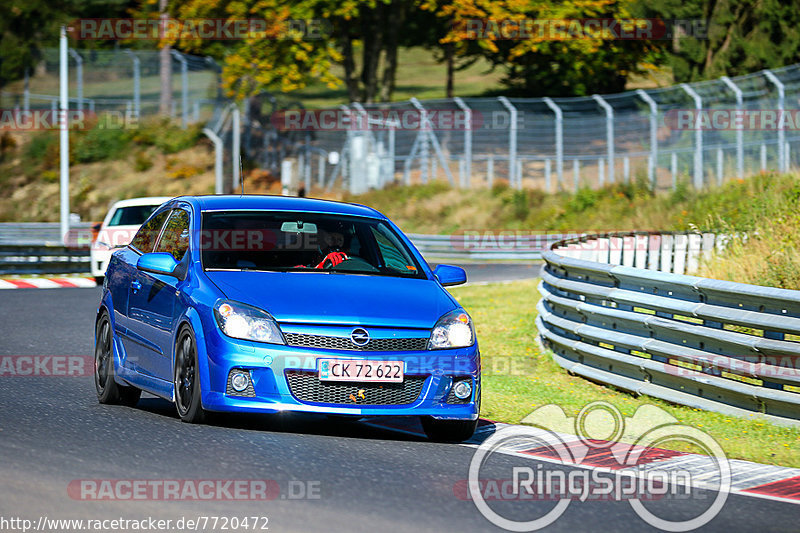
[421,417,478,443]
[94,312,141,407]
[94,276,104,286]
[174,325,206,424]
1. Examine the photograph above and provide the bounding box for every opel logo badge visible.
[350,328,370,347]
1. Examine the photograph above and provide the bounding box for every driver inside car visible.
[314,224,349,268]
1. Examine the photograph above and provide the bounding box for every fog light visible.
[453,380,472,400]
[231,371,250,392]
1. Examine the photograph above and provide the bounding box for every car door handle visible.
[131,280,142,293]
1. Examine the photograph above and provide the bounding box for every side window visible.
[129,210,169,253]
[155,209,191,261]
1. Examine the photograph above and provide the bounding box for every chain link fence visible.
[3,49,800,194]
[307,64,800,193]
[0,48,223,126]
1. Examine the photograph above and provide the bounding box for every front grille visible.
[284,333,428,352]
[285,370,427,405]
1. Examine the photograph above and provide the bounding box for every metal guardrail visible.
[408,233,577,261]
[0,245,91,275]
[0,222,93,246]
[537,231,800,425]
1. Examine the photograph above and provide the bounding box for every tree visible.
[636,0,800,82]
[426,0,664,96]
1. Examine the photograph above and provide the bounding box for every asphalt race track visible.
[0,286,797,532]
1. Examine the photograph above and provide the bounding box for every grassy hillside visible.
[0,119,216,222]
[346,173,800,288]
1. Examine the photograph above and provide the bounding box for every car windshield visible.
[201,211,425,278]
[108,205,160,226]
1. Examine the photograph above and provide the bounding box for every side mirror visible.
[433,264,467,286]
[137,252,179,277]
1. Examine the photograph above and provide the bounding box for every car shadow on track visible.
[134,395,497,445]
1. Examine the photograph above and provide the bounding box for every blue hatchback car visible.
[95,195,480,441]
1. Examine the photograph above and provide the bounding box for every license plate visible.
[318,359,404,382]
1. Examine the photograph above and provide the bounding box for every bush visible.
[72,122,130,163]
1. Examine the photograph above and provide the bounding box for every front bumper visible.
[199,326,480,420]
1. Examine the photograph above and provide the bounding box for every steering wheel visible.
[315,251,349,269]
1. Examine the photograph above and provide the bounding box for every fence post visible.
[542,97,563,190]
[124,50,141,119]
[68,49,83,111]
[498,97,518,188]
[453,97,472,188]
[171,50,189,129]
[544,158,551,191]
[720,76,743,178]
[23,69,30,113]
[202,128,223,194]
[232,105,240,191]
[761,143,767,170]
[636,89,657,188]
[680,83,703,188]
[716,148,724,185]
[592,94,614,183]
[487,156,494,186]
[671,152,677,188]
[623,156,630,182]
[59,26,70,245]
[573,159,579,191]
[598,158,605,186]
[764,70,786,173]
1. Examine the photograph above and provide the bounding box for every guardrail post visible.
[764,70,786,173]
[543,97,563,190]
[680,83,703,188]
[592,94,614,183]
[498,97,518,188]
[720,76,744,178]
[635,89,658,188]
[171,50,189,129]
[68,49,83,111]
[453,97,472,188]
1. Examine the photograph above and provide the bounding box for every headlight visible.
[428,309,475,349]
[214,300,285,344]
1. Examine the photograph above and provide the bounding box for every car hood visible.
[205,271,457,329]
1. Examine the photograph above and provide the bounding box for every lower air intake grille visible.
[285,370,427,405]
[284,333,428,352]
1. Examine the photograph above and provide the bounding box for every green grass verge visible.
[448,279,800,467]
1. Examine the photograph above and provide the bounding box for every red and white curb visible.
[0,277,97,289]
[368,417,800,505]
